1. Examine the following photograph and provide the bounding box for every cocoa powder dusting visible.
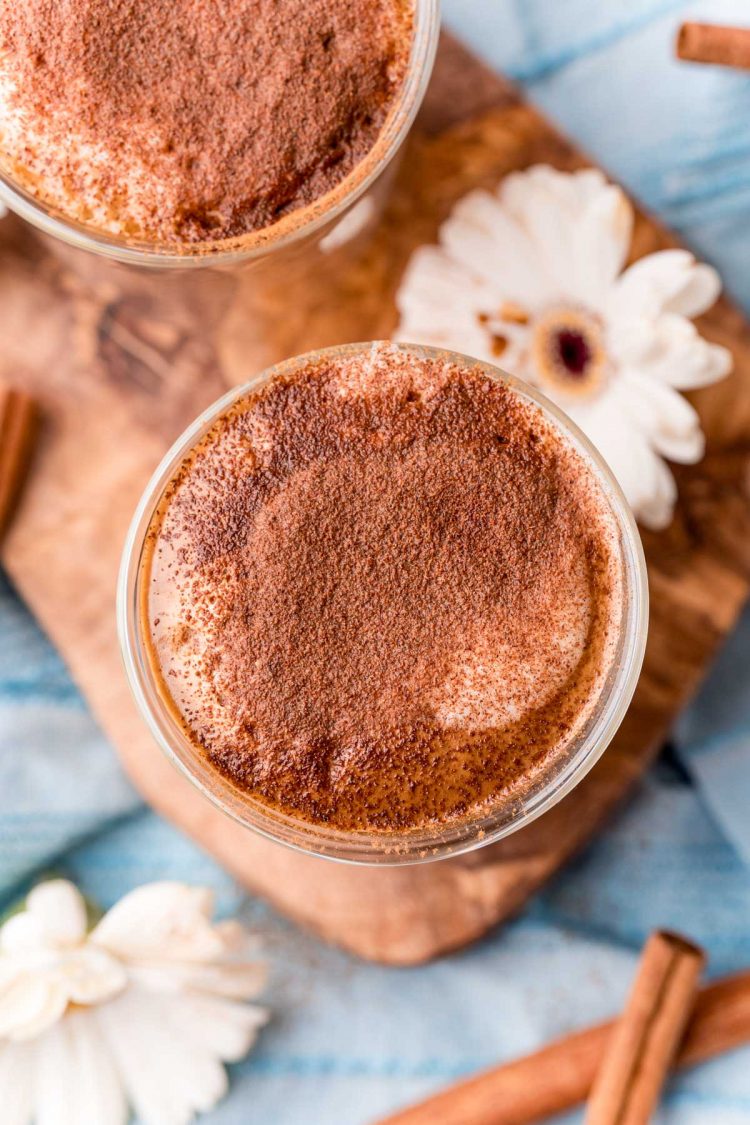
[0,0,411,243]
[146,347,623,834]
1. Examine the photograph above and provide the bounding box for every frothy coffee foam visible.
[143,345,624,834]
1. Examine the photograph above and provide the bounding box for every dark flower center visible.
[530,306,606,399]
[554,329,591,377]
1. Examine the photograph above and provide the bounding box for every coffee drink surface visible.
[0,0,411,245]
[142,345,624,836]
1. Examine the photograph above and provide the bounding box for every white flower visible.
[0,880,268,1125]
[394,164,732,529]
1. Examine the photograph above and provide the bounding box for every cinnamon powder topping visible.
[0,0,411,244]
[145,346,623,834]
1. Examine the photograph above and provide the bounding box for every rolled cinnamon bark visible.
[0,384,37,542]
[676,22,750,70]
[585,931,705,1124]
[374,966,750,1125]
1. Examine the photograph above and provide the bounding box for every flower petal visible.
[26,881,88,948]
[1,912,50,955]
[0,944,124,1041]
[0,1038,34,1125]
[635,453,678,531]
[0,973,68,1042]
[611,250,721,320]
[70,1010,127,1125]
[98,986,229,1125]
[128,986,268,1063]
[500,165,631,308]
[440,189,552,308]
[92,884,223,964]
[648,314,731,390]
[179,993,268,1062]
[566,388,677,529]
[394,247,529,368]
[131,958,267,1001]
[620,371,705,464]
[394,246,491,351]
[396,246,486,319]
[666,263,722,318]
[214,919,263,956]
[62,948,127,1007]
[33,1011,127,1125]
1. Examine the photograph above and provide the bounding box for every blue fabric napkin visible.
[5,2,750,1122]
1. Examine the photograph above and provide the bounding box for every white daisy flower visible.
[0,879,268,1125]
[394,164,732,529]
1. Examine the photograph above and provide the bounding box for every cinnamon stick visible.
[676,22,750,70]
[585,931,704,1124]
[373,967,750,1125]
[0,383,37,543]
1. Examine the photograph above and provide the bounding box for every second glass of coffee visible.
[0,0,439,271]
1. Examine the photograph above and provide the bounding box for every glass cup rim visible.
[117,341,649,867]
[0,0,440,269]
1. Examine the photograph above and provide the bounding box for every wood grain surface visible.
[2,35,749,964]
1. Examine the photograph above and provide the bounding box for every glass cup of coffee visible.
[0,0,439,273]
[118,341,648,865]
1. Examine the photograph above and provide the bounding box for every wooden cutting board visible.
[3,35,750,965]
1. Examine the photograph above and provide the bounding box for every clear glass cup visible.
[118,342,649,866]
[0,0,440,273]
